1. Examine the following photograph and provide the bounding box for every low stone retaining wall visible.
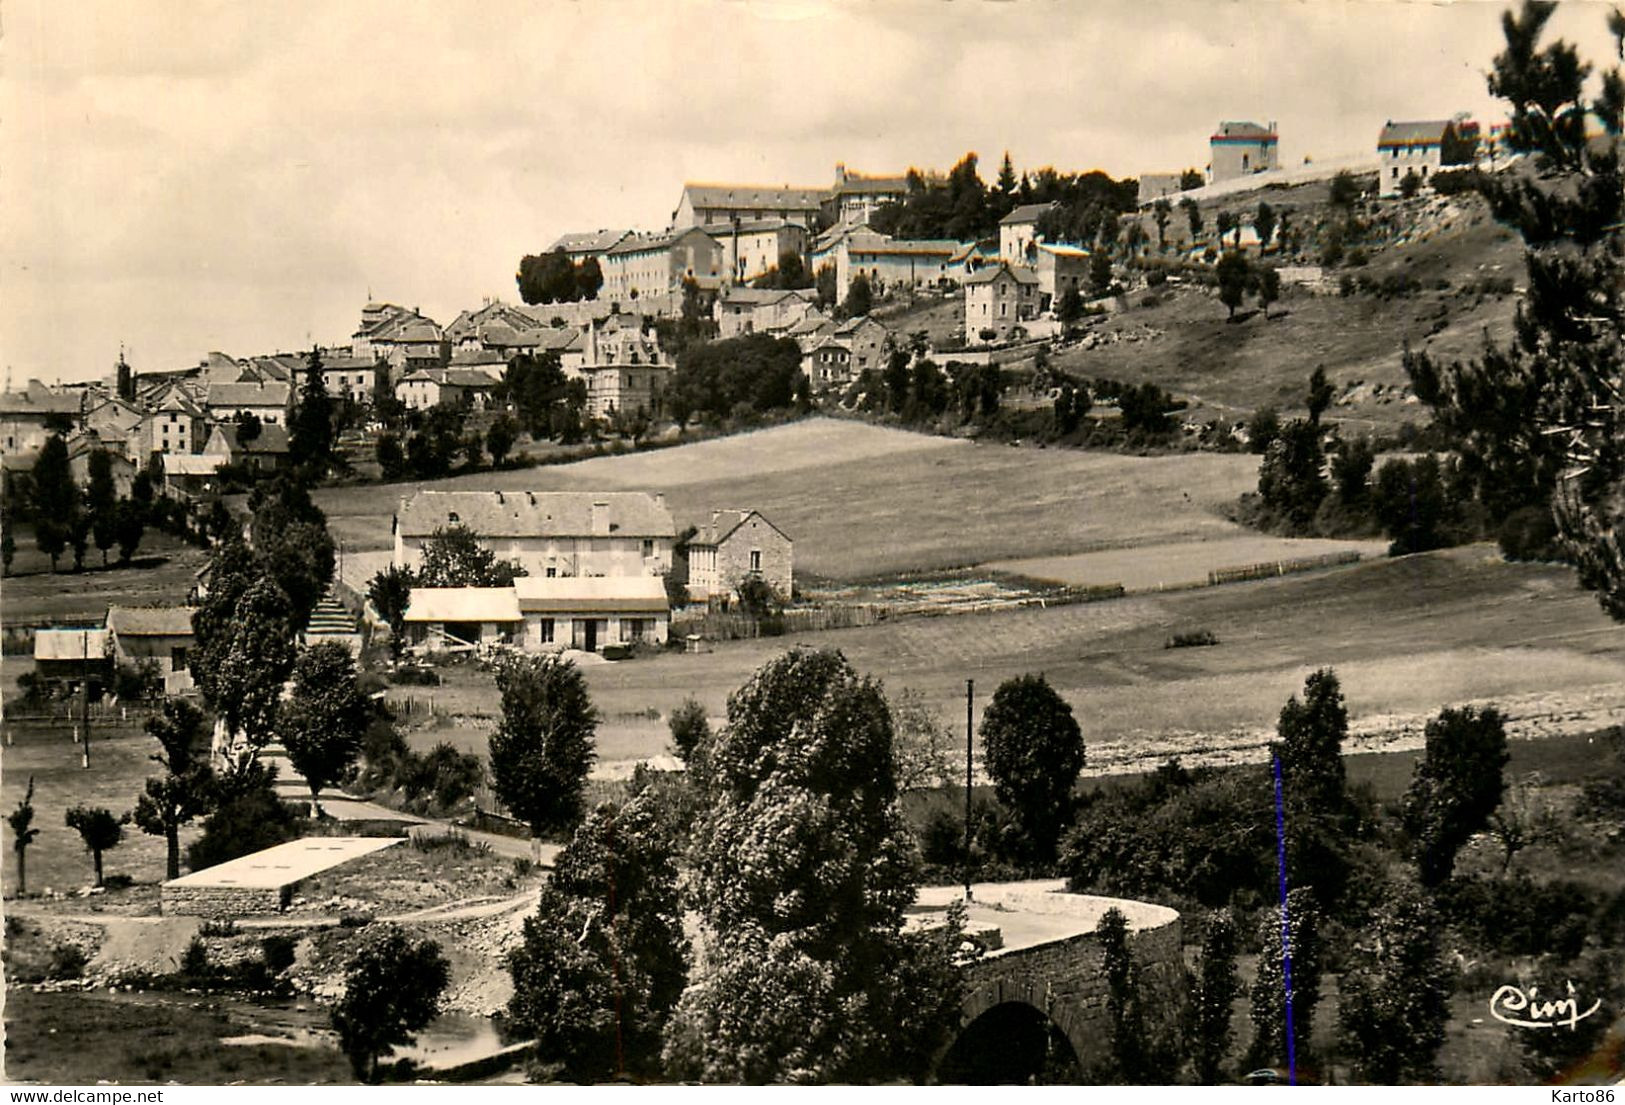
[160,883,288,919]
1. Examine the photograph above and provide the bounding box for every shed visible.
[514,575,669,652]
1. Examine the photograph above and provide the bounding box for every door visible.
[584,619,598,652]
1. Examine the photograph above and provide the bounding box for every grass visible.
[1,527,208,626]
[2,987,354,1085]
[317,417,1265,581]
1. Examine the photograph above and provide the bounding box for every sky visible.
[2,0,1620,385]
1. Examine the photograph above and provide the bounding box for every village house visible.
[33,627,113,695]
[515,575,670,652]
[964,262,1040,341]
[106,605,197,695]
[205,379,291,427]
[1209,121,1279,182]
[826,164,918,224]
[705,218,810,285]
[394,366,501,411]
[1377,119,1479,196]
[802,337,852,391]
[202,423,290,473]
[0,383,83,456]
[1033,243,1090,313]
[319,355,381,406]
[351,303,449,370]
[1136,173,1186,206]
[948,239,1000,281]
[141,384,209,457]
[999,203,1056,266]
[67,435,137,497]
[713,287,821,338]
[834,316,889,376]
[574,325,669,422]
[836,235,963,301]
[83,397,146,459]
[600,228,726,303]
[672,182,827,230]
[394,489,676,579]
[684,509,793,602]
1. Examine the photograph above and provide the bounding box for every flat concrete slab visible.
[913,880,1180,954]
[165,836,402,890]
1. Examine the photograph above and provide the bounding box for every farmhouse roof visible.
[719,287,814,308]
[699,217,803,236]
[449,349,510,368]
[832,169,913,194]
[403,587,523,623]
[514,575,669,613]
[547,228,634,254]
[396,490,676,540]
[209,423,290,456]
[162,454,225,477]
[34,628,110,661]
[681,183,828,211]
[844,235,963,257]
[0,390,83,417]
[206,381,291,409]
[689,509,792,548]
[1377,120,1453,149]
[106,606,197,637]
[964,262,1038,286]
[998,203,1056,227]
[1036,242,1091,259]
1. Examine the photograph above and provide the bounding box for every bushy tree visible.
[979,673,1085,862]
[1372,454,1457,554]
[1400,705,1509,887]
[114,498,145,564]
[1270,669,1353,900]
[667,697,710,764]
[845,273,873,318]
[517,249,580,305]
[1152,198,1172,250]
[1257,420,1327,531]
[204,575,297,765]
[485,414,517,467]
[367,565,416,661]
[332,925,450,1082]
[506,795,689,1082]
[1056,283,1085,325]
[1329,170,1359,208]
[488,654,597,842]
[31,434,75,571]
[670,333,805,423]
[64,806,125,887]
[889,686,959,793]
[132,699,215,879]
[186,759,298,872]
[279,643,370,813]
[1246,887,1323,1073]
[1338,881,1452,1083]
[415,524,525,588]
[86,448,118,565]
[1331,436,1376,503]
[288,347,334,475]
[1257,266,1281,318]
[1191,909,1240,1084]
[1248,405,1281,454]
[666,648,965,1083]
[1216,251,1251,319]
[247,476,335,630]
[1095,907,1153,1083]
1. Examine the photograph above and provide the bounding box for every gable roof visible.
[689,509,792,547]
[0,390,83,418]
[718,287,814,308]
[607,227,720,257]
[107,606,196,637]
[1211,120,1277,142]
[514,575,668,613]
[206,380,291,409]
[681,183,828,213]
[964,261,1039,286]
[209,422,290,456]
[845,235,963,257]
[396,490,676,540]
[1377,120,1453,149]
[832,170,912,195]
[403,587,522,623]
[547,228,635,255]
[999,202,1057,227]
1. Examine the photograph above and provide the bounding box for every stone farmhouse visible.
[204,379,291,427]
[834,235,962,302]
[402,575,669,654]
[394,366,501,411]
[964,262,1039,341]
[684,509,793,602]
[1376,119,1479,196]
[998,203,1055,267]
[671,182,827,229]
[714,287,821,339]
[393,490,676,580]
[106,605,197,695]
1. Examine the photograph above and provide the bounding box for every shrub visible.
[180,936,209,977]
[920,806,967,868]
[1165,630,1218,649]
[1497,505,1564,562]
[47,943,88,980]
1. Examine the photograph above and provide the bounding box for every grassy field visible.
[377,547,1625,780]
[1,528,208,626]
[317,417,1265,581]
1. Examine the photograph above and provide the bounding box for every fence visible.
[672,603,889,642]
[1207,550,1363,587]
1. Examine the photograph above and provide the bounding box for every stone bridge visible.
[914,880,1185,1080]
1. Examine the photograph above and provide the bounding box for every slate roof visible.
[0,390,82,417]
[681,184,828,212]
[514,575,669,613]
[717,287,814,308]
[844,235,963,257]
[689,509,792,548]
[698,218,804,236]
[163,454,225,476]
[206,381,291,409]
[547,228,635,254]
[396,490,676,540]
[964,262,1039,286]
[209,423,290,456]
[1211,121,1277,141]
[999,203,1056,227]
[1377,120,1453,149]
[833,171,912,195]
[106,606,196,637]
[403,587,523,623]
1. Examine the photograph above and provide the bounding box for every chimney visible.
[591,500,610,535]
[654,492,667,513]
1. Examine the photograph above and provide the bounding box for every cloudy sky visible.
[2,0,1619,384]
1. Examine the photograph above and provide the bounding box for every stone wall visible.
[160,883,287,919]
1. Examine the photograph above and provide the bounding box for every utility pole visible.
[964,678,974,903]
[80,629,91,770]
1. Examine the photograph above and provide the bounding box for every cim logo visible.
[1489,982,1602,1031]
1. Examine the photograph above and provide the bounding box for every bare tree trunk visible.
[166,825,181,880]
[15,846,25,896]
[93,849,104,887]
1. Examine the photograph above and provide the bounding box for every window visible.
[642,539,655,558]
[546,566,556,578]
[538,618,555,644]
[750,549,762,573]
[171,647,188,673]
[448,512,460,523]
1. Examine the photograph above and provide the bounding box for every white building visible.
[1376,119,1478,197]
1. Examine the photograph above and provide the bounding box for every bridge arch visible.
[939,999,1082,1084]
